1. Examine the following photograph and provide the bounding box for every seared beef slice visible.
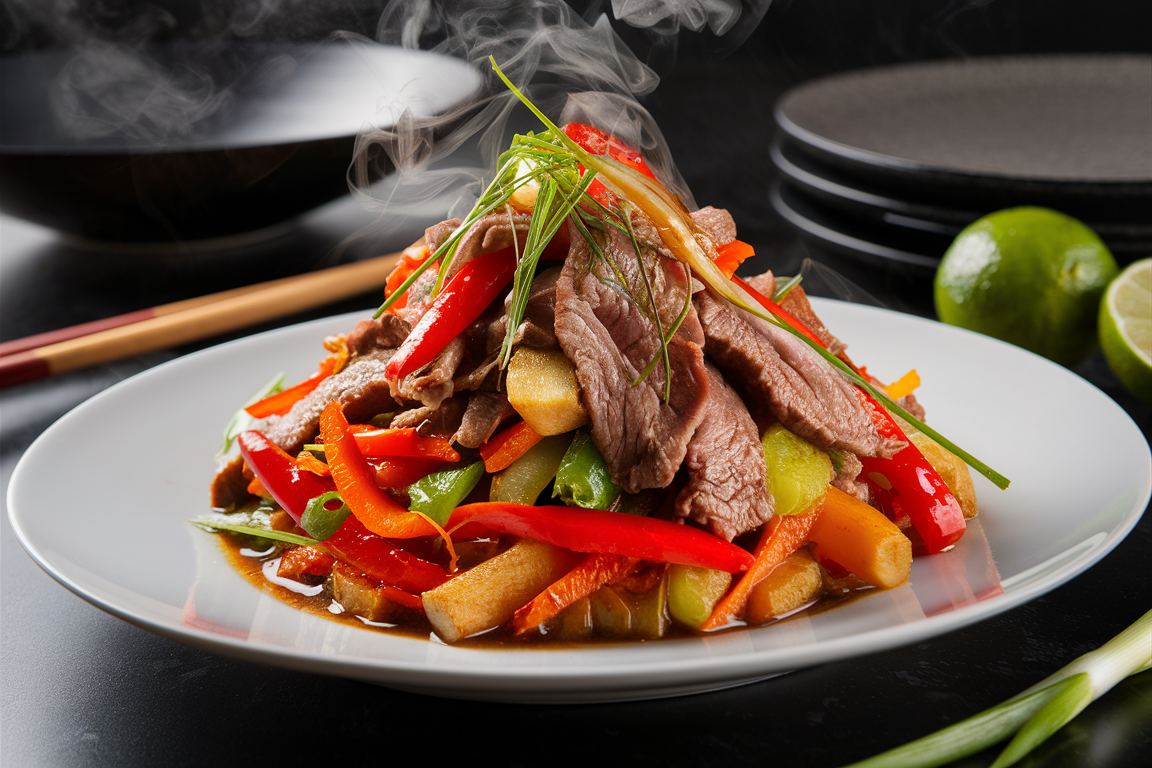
[696,290,902,459]
[676,365,773,541]
[555,225,710,493]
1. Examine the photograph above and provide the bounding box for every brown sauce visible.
[216,530,883,648]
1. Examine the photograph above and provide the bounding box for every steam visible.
[49,44,234,143]
[350,0,677,228]
[610,0,744,36]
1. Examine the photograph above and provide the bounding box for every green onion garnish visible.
[840,610,1152,768]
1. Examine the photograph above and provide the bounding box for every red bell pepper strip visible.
[384,248,517,381]
[854,390,966,554]
[350,427,461,462]
[236,430,447,593]
[714,240,755,278]
[563,122,656,207]
[479,420,545,473]
[372,457,448,489]
[444,503,754,573]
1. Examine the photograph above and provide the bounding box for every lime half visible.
[1099,258,1151,404]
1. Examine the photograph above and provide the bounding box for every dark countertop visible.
[3,10,1151,765]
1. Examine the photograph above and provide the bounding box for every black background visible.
[2,2,1150,766]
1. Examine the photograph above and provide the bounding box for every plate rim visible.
[8,300,1150,702]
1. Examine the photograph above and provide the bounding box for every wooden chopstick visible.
[0,250,402,389]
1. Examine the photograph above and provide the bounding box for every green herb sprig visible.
[841,610,1152,768]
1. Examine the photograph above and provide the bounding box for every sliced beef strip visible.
[695,289,903,459]
[776,283,852,360]
[831,451,871,504]
[675,365,774,541]
[390,335,465,410]
[690,206,738,246]
[345,313,412,357]
[439,212,532,282]
[210,454,252,509]
[453,391,517,449]
[265,350,402,455]
[391,394,466,437]
[555,223,710,493]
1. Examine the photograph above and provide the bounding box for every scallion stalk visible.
[840,610,1152,768]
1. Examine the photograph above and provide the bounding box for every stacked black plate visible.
[770,54,1152,303]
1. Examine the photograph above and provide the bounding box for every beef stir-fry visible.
[203,78,1003,644]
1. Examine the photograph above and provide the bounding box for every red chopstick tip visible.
[0,350,51,388]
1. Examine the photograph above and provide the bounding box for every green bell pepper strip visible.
[407,461,486,527]
[553,428,621,509]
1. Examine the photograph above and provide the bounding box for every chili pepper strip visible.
[236,430,447,593]
[384,248,517,381]
[446,503,754,573]
[854,390,966,554]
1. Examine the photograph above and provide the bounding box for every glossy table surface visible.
[3,31,1150,768]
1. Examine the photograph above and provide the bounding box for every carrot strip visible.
[700,511,817,630]
[884,369,921,400]
[807,486,912,589]
[510,553,639,635]
[245,337,348,419]
[479,420,545,472]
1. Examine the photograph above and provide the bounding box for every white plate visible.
[8,300,1150,703]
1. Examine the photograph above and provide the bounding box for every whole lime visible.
[934,207,1119,365]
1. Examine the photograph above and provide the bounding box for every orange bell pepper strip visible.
[351,428,461,462]
[714,240,755,279]
[510,553,639,635]
[884,369,921,400]
[384,243,438,316]
[700,511,818,630]
[319,402,442,541]
[295,450,331,476]
[479,420,545,472]
[245,336,349,418]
